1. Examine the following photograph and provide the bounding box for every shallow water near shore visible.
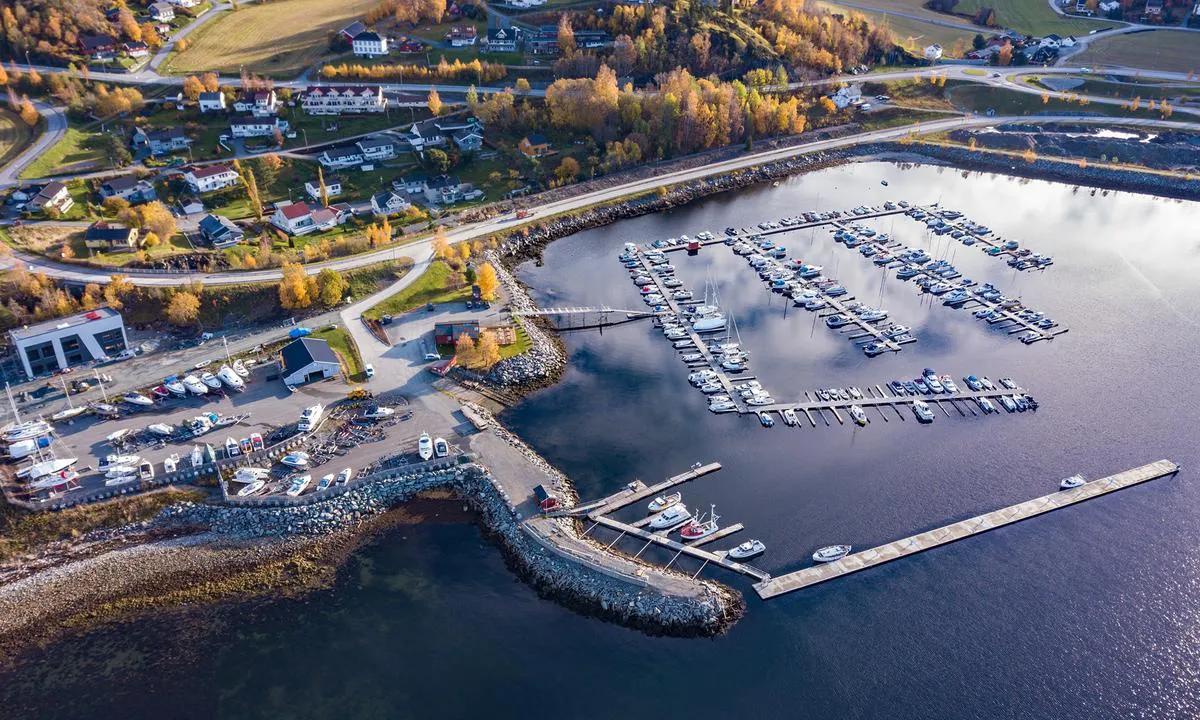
[4,161,1200,719]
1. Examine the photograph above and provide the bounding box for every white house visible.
[270,202,343,236]
[230,115,287,138]
[318,145,364,169]
[232,90,278,117]
[168,0,200,7]
[406,117,485,152]
[828,84,862,110]
[280,338,341,386]
[198,92,226,113]
[184,164,240,194]
[371,191,410,216]
[149,2,175,21]
[305,177,343,201]
[299,86,387,115]
[352,31,389,57]
[356,136,395,161]
[28,181,74,215]
[924,43,943,61]
[1098,0,1120,12]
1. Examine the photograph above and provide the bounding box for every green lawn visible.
[818,1,979,55]
[953,0,1107,36]
[498,321,533,359]
[1028,75,1200,102]
[363,260,472,319]
[67,232,193,267]
[309,324,364,380]
[19,128,111,179]
[945,82,1177,119]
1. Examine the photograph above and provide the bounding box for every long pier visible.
[753,459,1179,599]
[592,515,771,582]
[755,383,1027,416]
[578,461,723,519]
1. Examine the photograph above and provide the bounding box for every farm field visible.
[1073,31,1200,75]
[165,0,379,77]
[819,1,978,54]
[952,0,1108,36]
[0,108,35,170]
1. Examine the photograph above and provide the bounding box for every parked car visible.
[364,364,375,379]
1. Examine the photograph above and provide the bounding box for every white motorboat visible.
[977,397,996,414]
[233,467,270,483]
[104,465,138,479]
[137,459,155,480]
[721,359,747,372]
[188,416,213,435]
[236,479,266,497]
[181,375,208,395]
[147,423,175,437]
[226,436,241,457]
[104,474,137,487]
[3,420,52,443]
[849,405,868,426]
[1060,473,1086,490]
[99,453,140,470]
[708,401,737,414]
[200,372,222,390]
[189,445,205,467]
[813,544,852,563]
[433,437,450,458]
[418,433,433,460]
[746,395,774,407]
[281,451,310,468]
[163,454,180,473]
[728,540,766,560]
[361,406,395,420]
[692,315,727,333]
[999,395,1018,413]
[336,467,354,485]
[912,401,935,423]
[318,473,336,491]
[217,365,245,391]
[122,392,155,407]
[298,404,324,432]
[286,474,312,497]
[163,376,188,396]
[51,406,88,423]
[781,409,799,426]
[232,359,250,378]
[647,492,682,513]
[680,353,704,363]
[648,504,692,530]
[699,382,724,394]
[680,505,720,540]
[17,457,77,480]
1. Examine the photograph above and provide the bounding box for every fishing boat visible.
[238,437,252,454]
[286,475,311,497]
[250,433,264,452]
[318,473,336,491]
[433,437,449,458]
[647,492,682,513]
[232,359,250,378]
[336,467,354,485]
[236,479,266,497]
[181,375,208,395]
[648,504,692,531]
[17,457,77,480]
[225,436,241,457]
[163,454,180,473]
[151,385,172,399]
[164,376,188,397]
[50,406,88,422]
[418,433,433,460]
[217,365,245,391]
[99,454,139,471]
[137,459,154,480]
[297,404,324,432]
[680,505,720,540]
[1060,473,1086,490]
[912,401,935,423]
[3,420,52,442]
[122,392,155,407]
[281,451,309,468]
[849,405,868,426]
[813,544,852,563]
[728,539,766,560]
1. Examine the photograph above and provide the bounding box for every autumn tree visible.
[182,75,203,101]
[427,88,442,116]
[555,156,581,184]
[141,231,160,248]
[557,15,576,56]
[476,262,499,301]
[123,201,177,242]
[432,226,450,259]
[317,166,329,207]
[475,330,501,369]
[454,333,478,366]
[244,168,262,221]
[167,291,201,326]
[515,77,531,93]
[103,275,135,309]
[278,262,316,309]
[316,267,347,307]
[17,98,38,126]
[201,72,220,92]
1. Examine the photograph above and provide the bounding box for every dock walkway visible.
[593,515,771,582]
[754,460,1179,599]
[579,462,723,519]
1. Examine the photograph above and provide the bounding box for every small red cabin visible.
[534,484,559,511]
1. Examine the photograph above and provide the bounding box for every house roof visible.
[307,176,342,188]
[281,338,339,372]
[80,34,117,51]
[9,307,121,342]
[84,222,135,242]
[278,202,313,220]
[425,174,461,190]
[102,175,143,192]
[372,191,401,206]
[199,92,223,102]
[341,21,367,37]
[488,27,518,41]
[199,213,242,237]
[357,136,393,150]
[33,181,67,201]
[524,133,550,146]
[188,164,236,179]
[324,145,362,160]
[143,126,187,141]
[354,31,383,43]
[302,85,382,97]
[310,207,338,225]
[230,115,275,126]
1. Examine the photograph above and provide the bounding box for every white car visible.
[364,364,375,379]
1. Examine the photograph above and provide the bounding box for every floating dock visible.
[592,515,770,582]
[577,461,723,519]
[753,459,1179,599]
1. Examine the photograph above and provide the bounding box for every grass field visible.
[1028,75,1200,101]
[19,127,109,180]
[165,0,380,77]
[945,81,1176,118]
[309,325,365,380]
[1073,31,1200,75]
[819,1,978,54]
[0,108,35,170]
[953,0,1108,35]
[364,260,473,319]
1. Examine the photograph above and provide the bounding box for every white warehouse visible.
[8,307,129,379]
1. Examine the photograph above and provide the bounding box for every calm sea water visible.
[5,163,1200,719]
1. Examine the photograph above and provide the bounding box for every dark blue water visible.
[4,163,1200,719]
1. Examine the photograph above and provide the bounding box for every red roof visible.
[189,164,235,179]
[278,202,312,220]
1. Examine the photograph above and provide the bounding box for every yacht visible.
[699,382,725,394]
[858,309,888,323]
[122,392,155,407]
[188,416,213,435]
[758,411,774,427]
[963,375,983,391]
[318,473,336,491]
[17,457,78,480]
[51,406,88,423]
[336,467,354,485]
[813,545,852,563]
[298,403,324,432]
[104,465,138,479]
[999,377,1018,390]
[1060,474,1086,490]
[979,377,996,391]
[998,395,1018,413]
[727,539,766,560]
[181,375,208,395]
[721,359,747,372]
[286,475,312,497]
[926,376,944,394]
[217,365,245,391]
[281,451,310,468]
[781,409,799,426]
[433,437,450,458]
[912,401,935,423]
[680,353,704,363]
[163,376,188,397]
[941,376,960,394]
[689,371,717,385]
[98,453,140,471]
[648,504,692,530]
[680,506,721,540]
[236,479,266,497]
[708,401,737,414]
[862,343,888,357]
[977,397,996,414]
[1011,394,1028,412]
[692,315,727,333]
[647,492,682,513]
[234,467,270,484]
[913,378,930,394]
[746,394,774,407]
[824,314,851,329]
[3,420,52,443]
[849,405,868,426]
[232,359,251,378]
[361,406,395,420]
[418,433,434,460]
[200,372,222,390]
[90,402,121,417]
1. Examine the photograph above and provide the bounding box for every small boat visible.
[104,474,136,486]
[728,539,766,560]
[137,459,155,480]
[104,465,138,479]
[286,474,311,497]
[281,451,309,468]
[89,402,121,417]
[234,467,270,483]
[51,406,88,422]
[648,504,692,530]
[912,401,935,423]
[122,392,155,407]
[361,406,395,420]
[232,359,250,378]
[200,372,222,390]
[708,401,737,413]
[106,428,132,444]
[213,415,242,428]
[692,315,727,332]
[781,409,799,426]
[813,545,852,563]
[881,179,889,186]
[151,385,172,399]
[250,433,264,452]
[336,467,354,485]
[977,397,996,414]
[181,375,208,395]
[163,376,187,396]
[418,433,433,461]
[17,457,77,480]
[163,454,180,473]
[99,453,140,470]
[3,420,52,442]
[849,405,868,426]
[217,365,245,391]
[680,506,720,540]
[226,436,241,457]
[239,437,253,454]
[999,395,1018,413]
[648,492,682,513]
[189,445,204,467]
[236,479,266,497]
[758,411,774,427]
[298,404,324,432]
[433,437,449,458]
[148,423,174,436]
[318,473,336,491]
[1060,474,1086,490]
[188,416,213,435]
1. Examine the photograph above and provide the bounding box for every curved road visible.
[0,102,67,185]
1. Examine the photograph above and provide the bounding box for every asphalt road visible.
[0,101,67,185]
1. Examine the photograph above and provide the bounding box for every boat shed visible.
[534,484,559,511]
[279,337,341,386]
[434,321,479,345]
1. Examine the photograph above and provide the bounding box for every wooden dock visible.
[753,459,1179,599]
[573,462,723,519]
[753,382,1028,416]
[592,515,771,582]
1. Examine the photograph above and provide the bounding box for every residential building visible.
[434,321,479,345]
[9,307,128,378]
[132,126,191,155]
[518,134,553,158]
[486,27,520,53]
[198,213,245,248]
[396,174,428,194]
[299,86,387,114]
[28,182,74,215]
[340,20,367,41]
[99,175,157,204]
[270,202,343,236]
[79,34,117,60]
[453,127,484,152]
[448,26,478,47]
[526,26,609,54]
[371,190,410,216]
[229,115,287,138]
[406,116,484,152]
[232,90,278,116]
[828,85,862,110]
[123,41,149,58]
[352,31,389,57]
[279,337,341,386]
[184,164,240,194]
[83,222,139,251]
[198,92,226,113]
[318,145,365,169]
[169,0,200,6]
[422,175,470,205]
[149,2,175,21]
[357,135,396,161]
[1144,0,1163,15]
[305,177,343,201]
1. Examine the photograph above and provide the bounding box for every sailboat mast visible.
[60,375,74,408]
[4,382,20,425]
[94,371,109,402]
